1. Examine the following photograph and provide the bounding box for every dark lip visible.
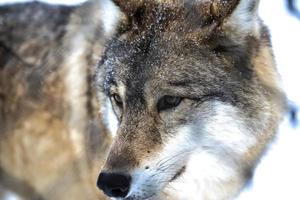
[124,193,156,200]
[170,166,186,182]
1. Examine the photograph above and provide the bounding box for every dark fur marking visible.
[132,6,146,26]
[168,80,196,87]
[212,36,258,80]
[0,41,33,68]
[248,1,257,13]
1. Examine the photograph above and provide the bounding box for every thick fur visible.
[0,1,110,199]
[97,0,286,200]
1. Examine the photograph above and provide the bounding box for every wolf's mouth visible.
[123,166,187,200]
[170,166,186,182]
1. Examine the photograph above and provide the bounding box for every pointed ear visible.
[221,0,260,35]
[111,0,144,16]
[111,0,260,32]
[109,0,151,35]
[184,0,260,35]
[210,0,262,80]
[111,0,240,22]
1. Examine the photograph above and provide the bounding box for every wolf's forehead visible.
[101,31,235,98]
[114,41,223,76]
[106,51,228,97]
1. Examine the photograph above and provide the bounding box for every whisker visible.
[156,149,192,169]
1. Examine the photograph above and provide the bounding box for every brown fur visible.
[100,0,285,169]
[97,0,286,199]
[0,1,110,199]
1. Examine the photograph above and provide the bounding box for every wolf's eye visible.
[157,96,183,112]
[112,94,123,107]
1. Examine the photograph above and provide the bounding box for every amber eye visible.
[157,96,183,112]
[112,94,122,107]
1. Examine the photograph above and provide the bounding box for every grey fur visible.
[97,0,286,199]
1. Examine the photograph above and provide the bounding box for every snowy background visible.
[0,0,299,199]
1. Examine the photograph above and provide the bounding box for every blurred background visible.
[0,0,299,200]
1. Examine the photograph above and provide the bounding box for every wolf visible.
[96,0,286,199]
[0,1,110,199]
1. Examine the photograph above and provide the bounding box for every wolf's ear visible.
[111,0,260,34]
[110,0,241,23]
[220,0,260,35]
[111,0,144,15]
[183,0,260,35]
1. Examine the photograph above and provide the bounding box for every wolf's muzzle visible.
[97,172,131,198]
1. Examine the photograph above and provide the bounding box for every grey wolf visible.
[0,1,110,199]
[96,0,286,199]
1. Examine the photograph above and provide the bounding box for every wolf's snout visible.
[97,172,131,198]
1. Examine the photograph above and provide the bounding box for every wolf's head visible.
[96,0,285,199]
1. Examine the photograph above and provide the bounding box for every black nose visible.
[97,172,131,198]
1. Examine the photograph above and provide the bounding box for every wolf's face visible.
[96,0,285,200]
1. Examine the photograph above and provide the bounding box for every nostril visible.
[111,188,128,197]
[97,172,131,198]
